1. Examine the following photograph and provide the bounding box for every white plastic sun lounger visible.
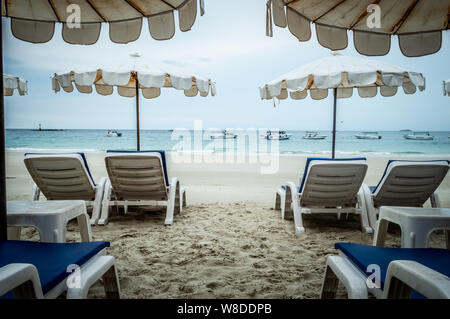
[320,243,450,299]
[23,153,106,226]
[275,158,371,234]
[99,151,186,226]
[0,240,120,299]
[362,160,450,228]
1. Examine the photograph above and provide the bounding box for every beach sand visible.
[5,152,450,298]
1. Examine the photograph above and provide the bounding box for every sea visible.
[5,129,450,157]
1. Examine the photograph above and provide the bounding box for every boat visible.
[261,131,292,140]
[209,130,237,139]
[302,132,327,140]
[107,130,122,137]
[403,131,434,140]
[354,132,382,140]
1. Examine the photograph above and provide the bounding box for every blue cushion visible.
[0,240,109,296]
[335,242,450,296]
[298,158,367,193]
[107,150,169,187]
[24,152,96,187]
[371,160,450,194]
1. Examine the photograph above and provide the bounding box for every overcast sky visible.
[3,1,450,131]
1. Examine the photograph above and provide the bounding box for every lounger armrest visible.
[383,260,450,299]
[0,264,43,298]
[30,184,40,201]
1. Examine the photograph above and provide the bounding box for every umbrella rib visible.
[47,0,62,23]
[161,0,177,10]
[312,0,346,23]
[123,0,146,17]
[349,0,381,31]
[85,0,107,22]
[391,0,420,35]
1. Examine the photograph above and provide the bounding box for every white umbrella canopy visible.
[3,73,28,96]
[259,53,426,158]
[51,56,216,150]
[1,0,205,44]
[444,79,450,97]
[266,0,449,57]
[52,59,216,99]
[260,53,426,101]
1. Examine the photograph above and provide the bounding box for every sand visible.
[5,152,450,298]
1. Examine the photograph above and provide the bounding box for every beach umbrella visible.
[1,0,209,240]
[266,0,449,57]
[3,74,28,96]
[259,52,426,158]
[0,73,27,240]
[444,79,450,97]
[2,0,206,44]
[51,56,216,150]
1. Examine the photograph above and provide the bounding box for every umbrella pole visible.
[135,75,140,151]
[0,19,7,240]
[332,88,337,159]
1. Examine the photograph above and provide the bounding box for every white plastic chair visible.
[100,151,186,226]
[275,158,372,234]
[362,160,450,228]
[0,240,120,299]
[23,153,106,226]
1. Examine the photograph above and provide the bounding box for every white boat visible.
[209,130,237,139]
[303,132,327,140]
[403,132,434,140]
[261,131,292,140]
[107,130,122,137]
[354,132,382,140]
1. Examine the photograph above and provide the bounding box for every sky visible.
[3,1,450,132]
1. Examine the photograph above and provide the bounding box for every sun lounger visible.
[362,160,450,228]
[99,150,186,226]
[0,240,120,299]
[320,243,450,299]
[23,153,106,226]
[275,158,371,234]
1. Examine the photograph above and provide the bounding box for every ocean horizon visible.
[6,129,450,156]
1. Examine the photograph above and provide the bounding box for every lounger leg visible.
[98,179,112,226]
[373,219,390,247]
[76,213,93,242]
[362,184,377,229]
[66,256,120,299]
[174,180,181,216]
[90,177,106,226]
[30,184,40,201]
[275,190,281,210]
[320,256,368,299]
[430,192,440,208]
[164,178,178,225]
[284,187,293,220]
[320,265,340,299]
[357,188,373,234]
[287,182,305,234]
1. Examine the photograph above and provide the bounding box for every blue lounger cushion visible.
[0,240,109,296]
[370,159,450,194]
[335,242,450,295]
[24,152,96,187]
[282,157,367,193]
[107,150,169,187]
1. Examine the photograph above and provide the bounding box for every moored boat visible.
[261,130,292,140]
[303,132,327,140]
[209,130,237,139]
[403,132,433,140]
[354,132,382,140]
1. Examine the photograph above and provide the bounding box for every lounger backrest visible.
[300,158,368,208]
[24,153,96,200]
[104,152,168,201]
[372,160,449,207]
